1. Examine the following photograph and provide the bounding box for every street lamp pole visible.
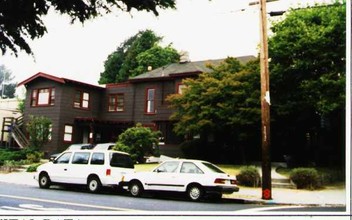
[259,0,272,200]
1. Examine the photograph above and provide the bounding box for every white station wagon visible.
[34,149,134,193]
[120,159,239,201]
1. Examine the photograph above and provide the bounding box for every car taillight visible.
[230,179,238,185]
[106,169,111,176]
[214,178,226,184]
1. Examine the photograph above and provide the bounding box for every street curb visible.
[238,198,346,207]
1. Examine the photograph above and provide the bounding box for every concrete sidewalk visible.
[0,170,347,207]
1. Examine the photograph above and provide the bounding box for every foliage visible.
[26,163,42,172]
[167,57,260,163]
[290,168,320,190]
[99,29,179,83]
[26,151,44,163]
[180,139,202,159]
[26,115,52,150]
[134,45,180,76]
[267,2,346,164]
[277,166,345,185]
[0,149,27,162]
[17,99,25,113]
[0,0,176,56]
[236,166,260,187]
[113,123,161,163]
[167,57,260,136]
[269,2,346,117]
[0,65,16,98]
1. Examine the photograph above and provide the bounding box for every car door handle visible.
[64,168,67,171]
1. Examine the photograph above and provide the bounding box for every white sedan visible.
[120,159,239,201]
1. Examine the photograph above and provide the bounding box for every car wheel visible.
[87,176,101,193]
[129,181,143,197]
[39,173,51,189]
[187,184,203,201]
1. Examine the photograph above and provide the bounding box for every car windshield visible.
[110,153,134,169]
[202,162,225,174]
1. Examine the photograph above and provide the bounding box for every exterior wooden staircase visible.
[1,116,29,148]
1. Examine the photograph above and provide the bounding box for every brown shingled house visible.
[17,56,254,157]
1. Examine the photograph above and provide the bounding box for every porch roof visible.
[74,117,133,125]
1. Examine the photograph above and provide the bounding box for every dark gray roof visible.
[129,55,256,81]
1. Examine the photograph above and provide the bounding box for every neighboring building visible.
[0,98,21,147]
[17,56,255,157]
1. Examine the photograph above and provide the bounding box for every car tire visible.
[129,181,143,197]
[39,173,51,189]
[187,184,204,201]
[87,176,101,193]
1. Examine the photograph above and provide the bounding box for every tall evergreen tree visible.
[99,30,179,84]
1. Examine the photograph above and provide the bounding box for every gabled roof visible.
[128,55,256,82]
[18,72,104,90]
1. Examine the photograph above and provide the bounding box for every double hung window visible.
[74,91,89,109]
[108,94,124,112]
[146,88,155,114]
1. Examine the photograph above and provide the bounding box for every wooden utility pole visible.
[259,0,272,200]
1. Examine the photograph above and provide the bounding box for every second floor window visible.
[31,88,55,106]
[74,90,89,109]
[146,88,155,114]
[108,94,124,112]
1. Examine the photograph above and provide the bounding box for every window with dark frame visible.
[108,94,124,112]
[74,90,90,109]
[146,88,155,114]
[31,88,55,106]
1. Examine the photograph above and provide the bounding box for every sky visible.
[1,0,334,89]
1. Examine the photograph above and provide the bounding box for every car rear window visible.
[110,153,134,168]
[202,162,225,174]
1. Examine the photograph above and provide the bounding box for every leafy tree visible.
[114,123,161,163]
[167,57,260,137]
[99,29,179,83]
[134,44,180,76]
[26,115,52,150]
[0,0,176,56]
[167,58,260,162]
[269,2,345,116]
[268,2,346,164]
[0,65,16,98]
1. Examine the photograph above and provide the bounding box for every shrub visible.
[26,163,41,172]
[236,166,260,187]
[290,168,320,190]
[26,151,44,163]
[0,149,27,161]
[113,123,161,163]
